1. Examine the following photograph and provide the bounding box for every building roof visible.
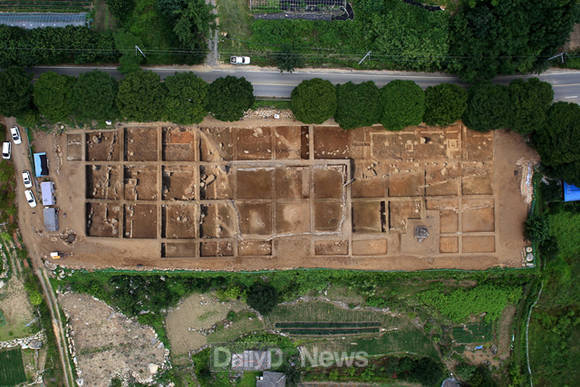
[257,371,286,387]
[563,182,580,202]
[40,181,55,206]
[33,153,48,177]
[0,12,87,29]
[43,207,58,232]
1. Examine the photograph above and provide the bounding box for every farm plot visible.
[0,349,26,386]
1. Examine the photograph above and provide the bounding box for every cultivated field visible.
[20,120,537,271]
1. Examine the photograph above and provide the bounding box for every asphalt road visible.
[30,65,580,103]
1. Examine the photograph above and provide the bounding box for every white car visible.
[10,126,22,145]
[24,190,37,208]
[22,170,33,188]
[2,141,11,160]
[230,56,250,65]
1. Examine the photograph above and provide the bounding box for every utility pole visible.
[358,50,371,65]
[135,45,146,58]
[548,52,565,63]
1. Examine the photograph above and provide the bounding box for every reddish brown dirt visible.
[313,168,344,199]
[238,240,272,256]
[163,127,196,161]
[462,236,495,253]
[274,126,301,159]
[200,165,233,199]
[352,201,383,233]
[67,134,83,161]
[86,202,121,237]
[200,241,234,257]
[389,200,421,230]
[238,202,273,235]
[275,167,309,199]
[235,127,272,160]
[236,169,274,199]
[313,126,351,159]
[163,242,197,258]
[314,201,343,232]
[200,203,236,238]
[164,204,197,239]
[125,127,158,161]
[440,236,459,253]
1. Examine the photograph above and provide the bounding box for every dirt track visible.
[8,115,538,272]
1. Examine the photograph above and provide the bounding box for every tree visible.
[71,70,118,121]
[207,76,254,121]
[114,30,144,75]
[423,83,467,126]
[116,70,167,122]
[449,0,575,82]
[508,78,553,135]
[173,0,215,65]
[291,78,337,124]
[335,81,381,130]
[157,0,186,19]
[462,83,510,132]
[164,72,208,124]
[105,0,135,24]
[246,282,278,315]
[272,43,303,73]
[33,72,76,123]
[532,102,580,185]
[379,80,425,131]
[0,67,33,117]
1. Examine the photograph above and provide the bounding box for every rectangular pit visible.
[199,127,234,161]
[162,166,196,201]
[162,127,196,161]
[200,165,233,200]
[314,201,343,232]
[462,199,495,232]
[314,126,350,159]
[124,127,158,161]
[274,126,301,159]
[235,127,272,160]
[352,201,384,233]
[276,201,310,234]
[163,204,197,239]
[86,131,120,161]
[236,168,274,200]
[238,202,273,236]
[313,167,344,199]
[275,167,309,200]
[86,202,121,237]
[462,235,495,253]
[67,134,83,161]
[314,240,349,255]
[238,240,272,256]
[200,241,234,257]
[200,203,236,238]
[86,165,121,200]
[124,166,158,201]
[123,204,157,238]
[162,242,197,258]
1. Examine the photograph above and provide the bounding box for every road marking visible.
[564,95,578,99]
[552,83,580,87]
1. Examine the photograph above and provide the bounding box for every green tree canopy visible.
[173,0,215,64]
[246,282,278,315]
[508,78,553,135]
[449,0,575,82]
[33,72,76,123]
[335,81,381,130]
[207,76,254,121]
[106,0,135,24]
[379,80,425,131]
[423,83,467,126]
[272,43,303,73]
[0,67,33,117]
[113,30,144,75]
[164,72,208,124]
[532,102,580,183]
[116,70,167,122]
[71,70,118,121]
[462,83,510,132]
[291,78,337,124]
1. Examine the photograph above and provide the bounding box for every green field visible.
[0,349,26,386]
[0,0,90,12]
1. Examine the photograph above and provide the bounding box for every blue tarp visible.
[0,13,87,29]
[33,153,48,177]
[563,182,580,202]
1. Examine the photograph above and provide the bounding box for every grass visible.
[252,99,292,110]
[93,0,118,32]
[0,348,26,386]
[217,0,252,55]
[452,322,493,344]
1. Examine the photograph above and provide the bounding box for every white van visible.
[2,141,11,160]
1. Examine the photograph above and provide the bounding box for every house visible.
[256,371,286,387]
[563,182,580,202]
[43,207,58,232]
[40,181,55,206]
[0,12,87,29]
[33,153,49,177]
[231,350,271,371]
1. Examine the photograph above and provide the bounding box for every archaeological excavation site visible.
[31,121,534,271]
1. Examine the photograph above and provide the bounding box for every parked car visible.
[24,190,37,208]
[230,56,251,65]
[22,170,32,188]
[10,126,22,144]
[2,141,11,160]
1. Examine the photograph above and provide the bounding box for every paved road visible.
[30,65,580,102]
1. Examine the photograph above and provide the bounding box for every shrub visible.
[246,282,278,315]
[335,81,381,130]
[463,83,510,132]
[423,83,467,126]
[33,72,76,123]
[71,70,118,121]
[106,0,135,24]
[116,70,167,121]
[379,80,425,131]
[524,215,551,245]
[0,67,33,117]
[291,78,337,124]
[28,290,43,306]
[164,72,208,124]
[207,76,254,121]
[508,78,553,135]
[272,44,303,73]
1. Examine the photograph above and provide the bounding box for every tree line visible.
[0,68,577,185]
